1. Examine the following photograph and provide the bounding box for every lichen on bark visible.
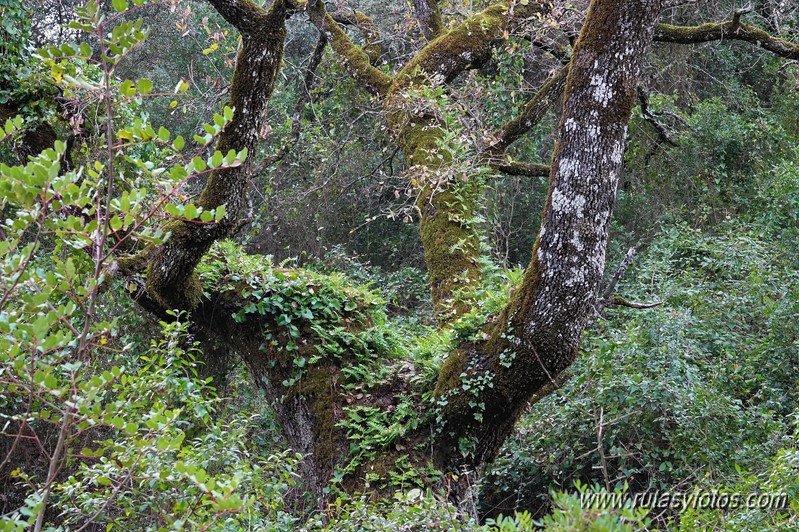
[145,0,287,309]
[430,0,665,476]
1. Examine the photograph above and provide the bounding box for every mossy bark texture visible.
[655,20,799,59]
[139,0,674,508]
[306,1,559,323]
[431,0,665,479]
[145,0,287,309]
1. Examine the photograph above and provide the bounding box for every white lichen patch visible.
[590,72,614,107]
[564,118,577,132]
[551,188,587,216]
[557,157,579,179]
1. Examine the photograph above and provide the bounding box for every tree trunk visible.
[430,0,664,494]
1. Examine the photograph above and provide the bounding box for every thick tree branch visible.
[489,159,550,177]
[145,0,288,309]
[655,18,799,59]
[329,5,382,64]
[606,296,664,309]
[395,2,550,87]
[306,0,391,96]
[206,0,277,36]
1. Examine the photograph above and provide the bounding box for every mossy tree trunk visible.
[429,0,665,492]
[144,0,287,309]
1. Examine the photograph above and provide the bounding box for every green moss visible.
[323,13,391,96]
[433,348,466,397]
[417,188,481,320]
[395,4,507,86]
[291,365,338,469]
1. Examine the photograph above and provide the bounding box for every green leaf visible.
[214,205,226,222]
[137,78,153,94]
[120,80,136,97]
[184,204,198,220]
[165,204,182,217]
[210,150,223,168]
[112,0,128,12]
[172,135,185,151]
[109,215,123,232]
[191,157,206,173]
[157,127,170,142]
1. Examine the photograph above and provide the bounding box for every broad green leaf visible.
[137,78,153,94]
[183,203,198,220]
[210,150,223,168]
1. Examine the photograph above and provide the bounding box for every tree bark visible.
[412,0,444,41]
[145,0,287,309]
[655,19,799,59]
[430,0,664,488]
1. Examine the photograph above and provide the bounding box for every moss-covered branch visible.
[395,2,550,87]
[145,0,288,309]
[330,6,383,64]
[307,0,392,96]
[489,158,550,177]
[655,20,799,59]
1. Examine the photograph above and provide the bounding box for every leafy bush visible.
[481,222,799,526]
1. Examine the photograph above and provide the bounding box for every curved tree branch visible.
[655,19,799,59]
[145,0,289,309]
[395,2,551,86]
[306,0,391,96]
[206,0,278,35]
[329,5,383,64]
